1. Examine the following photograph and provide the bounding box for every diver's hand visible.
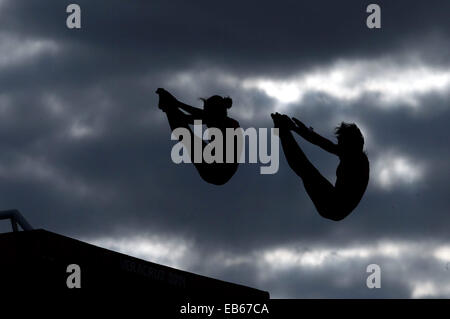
[292,117,313,134]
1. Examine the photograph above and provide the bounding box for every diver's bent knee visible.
[317,208,351,221]
[203,175,233,186]
[196,165,238,186]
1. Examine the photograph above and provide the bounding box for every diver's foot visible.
[271,112,282,128]
[271,112,295,130]
[156,88,176,112]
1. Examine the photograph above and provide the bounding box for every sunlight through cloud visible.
[373,152,425,189]
[0,32,59,68]
[82,235,450,298]
[242,58,450,108]
[87,235,192,269]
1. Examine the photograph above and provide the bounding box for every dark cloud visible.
[2,0,450,79]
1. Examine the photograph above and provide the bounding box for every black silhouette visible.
[272,113,369,221]
[0,210,269,298]
[157,88,242,185]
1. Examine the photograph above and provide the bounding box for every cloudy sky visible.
[0,0,449,298]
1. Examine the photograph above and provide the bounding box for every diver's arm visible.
[292,117,339,155]
[176,101,205,118]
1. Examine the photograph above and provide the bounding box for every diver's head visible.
[335,122,364,153]
[200,95,232,123]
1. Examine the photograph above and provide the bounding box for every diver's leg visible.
[164,106,193,133]
[164,106,203,161]
[278,127,315,178]
[166,106,209,155]
[278,127,343,220]
[164,107,230,184]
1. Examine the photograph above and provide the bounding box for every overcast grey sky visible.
[0,0,449,298]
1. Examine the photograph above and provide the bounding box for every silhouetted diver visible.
[157,88,242,185]
[272,113,369,221]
